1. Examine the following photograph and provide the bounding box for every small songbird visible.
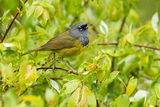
[22,23,89,57]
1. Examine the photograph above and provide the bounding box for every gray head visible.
[69,23,89,46]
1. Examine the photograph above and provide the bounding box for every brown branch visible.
[119,15,127,33]
[98,42,160,51]
[111,15,127,71]
[37,66,78,75]
[50,77,63,80]
[154,58,160,61]
[0,0,28,43]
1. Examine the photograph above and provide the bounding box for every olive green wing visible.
[40,31,77,50]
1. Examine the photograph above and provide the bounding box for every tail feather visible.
[21,48,41,56]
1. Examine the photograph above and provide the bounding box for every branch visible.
[37,66,78,75]
[0,0,28,43]
[111,15,128,71]
[98,42,160,51]
[119,15,127,33]
[50,77,63,80]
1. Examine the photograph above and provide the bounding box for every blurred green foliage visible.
[0,0,160,107]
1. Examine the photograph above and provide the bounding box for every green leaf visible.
[114,95,130,107]
[63,79,80,95]
[28,0,33,5]
[22,95,44,107]
[67,86,96,107]
[34,6,44,18]
[67,87,80,107]
[85,86,96,107]
[99,20,109,35]
[97,69,105,81]
[154,83,160,99]
[3,89,17,107]
[40,9,50,26]
[106,71,119,84]
[26,6,35,18]
[45,88,58,107]
[126,77,138,96]
[151,12,159,33]
[50,80,60,93]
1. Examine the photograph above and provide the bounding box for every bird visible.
[22,23,89,57]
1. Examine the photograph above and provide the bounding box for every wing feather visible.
[40,31,77,50]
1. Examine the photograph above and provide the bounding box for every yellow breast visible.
[57,40,84,57]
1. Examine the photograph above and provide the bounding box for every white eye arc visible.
[79,28,83,31]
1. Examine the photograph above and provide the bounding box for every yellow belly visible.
[57,40,83,57]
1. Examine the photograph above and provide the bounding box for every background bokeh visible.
[0,0,160,107]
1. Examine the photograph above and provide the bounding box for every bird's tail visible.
[21,48,41,56]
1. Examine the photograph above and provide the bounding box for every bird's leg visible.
[41,52,53,67]
[50,52,56,69]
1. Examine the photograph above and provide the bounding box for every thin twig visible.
[154,58,160,61]
[111,15,127,71]
[96,99,99,107]
[37,66,78,75]
[50,77,63,80]
[0,0,28,43]
[98,42,160,51]
[119,15,127,33]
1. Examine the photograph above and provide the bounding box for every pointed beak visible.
[81,24,89,30]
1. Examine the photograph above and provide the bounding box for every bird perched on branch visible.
[22,23,89,57]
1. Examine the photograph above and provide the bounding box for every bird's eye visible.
[79,28,83,31]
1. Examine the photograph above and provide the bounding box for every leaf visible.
[22,95,44,107]
[154,83,160,98]
[85,86,96,107]
[17,62,39,94]
[26,6,35,18]
[86,63,97,72]
[2,89,17,107]
[1,10,10,21]
[40,9,50,26]
[114,95,130,107]
[134,25,151,36]
[28,0,33,5]
[97,69,105,81]
[99,20,109,35]
[3,43,15,48]
[120,33,134,46]
[35,26,48,35]
[45,88,58,107]
[126,77,138,96]
[67,86,96,107]
[148,88,157,106]
[151,12,159,33]
[50,80,60,93]
[67,87,80,107]
[78,86,88,107]
[0,64,16,87]
[34,6,44,18]
[63,79,80,95]
[106,71,119,84]
[130,90,148,102]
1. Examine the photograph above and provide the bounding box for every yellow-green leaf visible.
[63,79,80,95]
[154,83,160,99]
[126,77,138,96]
